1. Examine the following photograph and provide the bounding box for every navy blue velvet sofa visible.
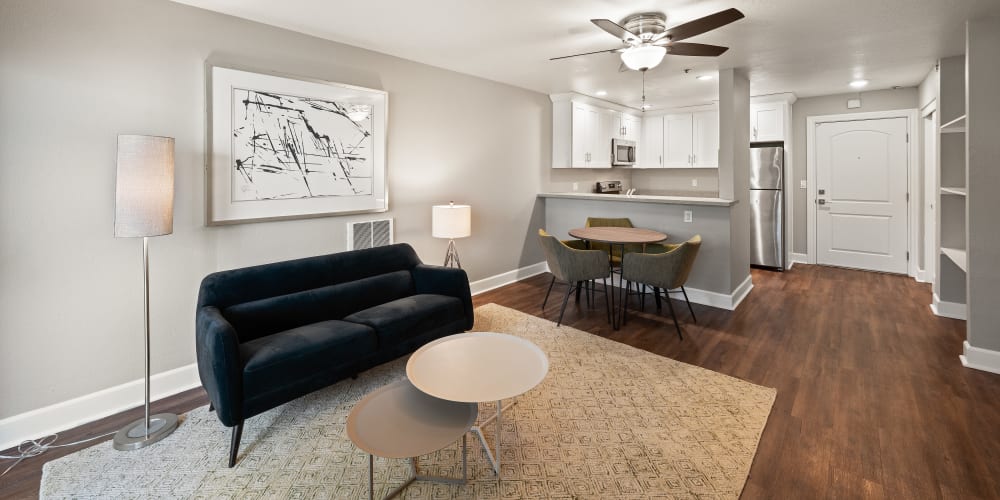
[195,243,473,467]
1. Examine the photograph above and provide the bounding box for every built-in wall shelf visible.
[941,187,968,196]
[941,247,968,272]
[940,114,967,133]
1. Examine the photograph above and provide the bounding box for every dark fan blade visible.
[550,47,624,61]
[663,42,729,57]
[661,8,744,42]
[591,19,640,43]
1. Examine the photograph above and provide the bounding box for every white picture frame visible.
[208,66,388,224]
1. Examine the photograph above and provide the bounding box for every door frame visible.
[806,109,920,276]
[920,101,938,284]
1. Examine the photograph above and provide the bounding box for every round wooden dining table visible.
[567,227,668,330]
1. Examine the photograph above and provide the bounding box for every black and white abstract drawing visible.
[232,89,372,201]
[209,67,387,224]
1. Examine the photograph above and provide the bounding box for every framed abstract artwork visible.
[208,66,388,224]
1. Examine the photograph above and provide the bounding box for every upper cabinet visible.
[750,102,786,142]
[640,109,719,169]
[551,94,642,169]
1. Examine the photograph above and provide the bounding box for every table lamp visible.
[112,134,179,451]
[432,202,471,268]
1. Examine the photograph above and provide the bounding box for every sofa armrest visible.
[195,306,244,426]
[412,264,474,330]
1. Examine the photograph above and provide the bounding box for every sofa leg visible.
[229,422,244,468]
[208,403,214,412]
[351,374,358,380]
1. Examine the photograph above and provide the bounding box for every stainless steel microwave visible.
[612,139,636,166]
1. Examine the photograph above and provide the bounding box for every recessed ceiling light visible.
[595,90,607,96]
[849,79,869,88]
[696,75,714,81]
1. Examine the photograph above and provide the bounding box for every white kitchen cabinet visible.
[663,113,694,168]
[552,98,621,168]
[751,102,785,142]
[639,110,719,169]
[611,112,642,141]
[640,115,664,167]
[692,110,719,168]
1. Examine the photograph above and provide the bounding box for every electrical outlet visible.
[683,210,693,223]
[572,182,578,191]
[800,180,807,189]
[691,178,698,187]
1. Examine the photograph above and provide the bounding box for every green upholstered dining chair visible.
[584,217,645,265]
[620,235,702,339]
[537,229,611,326]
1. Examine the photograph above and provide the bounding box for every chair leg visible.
[603,278,611,324]
[557,284,574,326]
[640,284,646,312]
[622,280,630,325]
[228,421,244,468]
[575,281,582,303]
[653,287,662,311]
[664,296,683,341]
[541,276,556,310]
[682,286,697,323]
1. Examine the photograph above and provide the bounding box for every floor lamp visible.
[432,202,471,268]
[112,134,179,451]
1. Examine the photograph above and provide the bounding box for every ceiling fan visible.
[551,8,745,72]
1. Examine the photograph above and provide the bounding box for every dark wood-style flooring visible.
[2,265,997,499]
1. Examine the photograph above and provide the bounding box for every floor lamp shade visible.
[115,135,174,237]
[432,203,471,239]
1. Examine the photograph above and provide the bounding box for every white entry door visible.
[815,117,909,273]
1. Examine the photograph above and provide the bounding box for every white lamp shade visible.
[432,204,471,239]
[621,45,667,71]
[114,135,175,237]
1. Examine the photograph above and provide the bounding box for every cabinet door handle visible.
[753,127,758,139]
[658,155,662,165]
[691,154,696,165]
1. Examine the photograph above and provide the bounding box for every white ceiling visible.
[172,0,1000,110]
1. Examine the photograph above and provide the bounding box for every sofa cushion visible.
[239,320,377,399]
[343,294,464,347]
[223,270,415,342]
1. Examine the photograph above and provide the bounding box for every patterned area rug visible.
[41,303,775,499]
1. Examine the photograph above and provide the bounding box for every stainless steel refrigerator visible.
[749,144,784,269]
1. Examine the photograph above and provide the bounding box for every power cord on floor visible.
[0,431,116,478]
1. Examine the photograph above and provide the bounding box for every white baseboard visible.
[930,293,967,320]
[470,261,549,295]
[960,341,1000,375]
[787,252,809,270]
[0,363,201,452]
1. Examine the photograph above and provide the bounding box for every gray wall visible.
[719,69,752,290]
[790,88,919,253]
[966,18,1000,351]
[0,0,550,418]
[543,198,733,294]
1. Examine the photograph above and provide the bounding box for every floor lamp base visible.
[112,413,179,451]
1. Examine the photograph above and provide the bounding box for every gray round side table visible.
[346,378,478,500]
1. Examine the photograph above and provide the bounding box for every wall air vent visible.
[347,218,394,250]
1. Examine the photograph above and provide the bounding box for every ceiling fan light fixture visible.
[621,45,666,71]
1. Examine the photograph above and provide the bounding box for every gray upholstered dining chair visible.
[621,235,702,339]
[537,229,611,326]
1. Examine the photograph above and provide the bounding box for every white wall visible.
[790,88,919,253]
[0,0,550,418]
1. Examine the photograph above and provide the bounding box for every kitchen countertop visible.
[538,192,737,207]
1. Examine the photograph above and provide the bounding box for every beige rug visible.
[41,303,775,499]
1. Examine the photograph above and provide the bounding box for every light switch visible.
[691,178,698,187]
[572,182,578,191]
[683,210,693,223]
[800,180,807,189]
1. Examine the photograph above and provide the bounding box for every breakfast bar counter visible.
[538,192,737,207]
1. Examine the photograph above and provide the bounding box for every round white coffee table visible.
[347,379,478,500]
[406,332,549,479]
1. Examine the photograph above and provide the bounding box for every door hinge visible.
[906,251,910,261]
[906,192,910,201]
[906,133,910,143]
